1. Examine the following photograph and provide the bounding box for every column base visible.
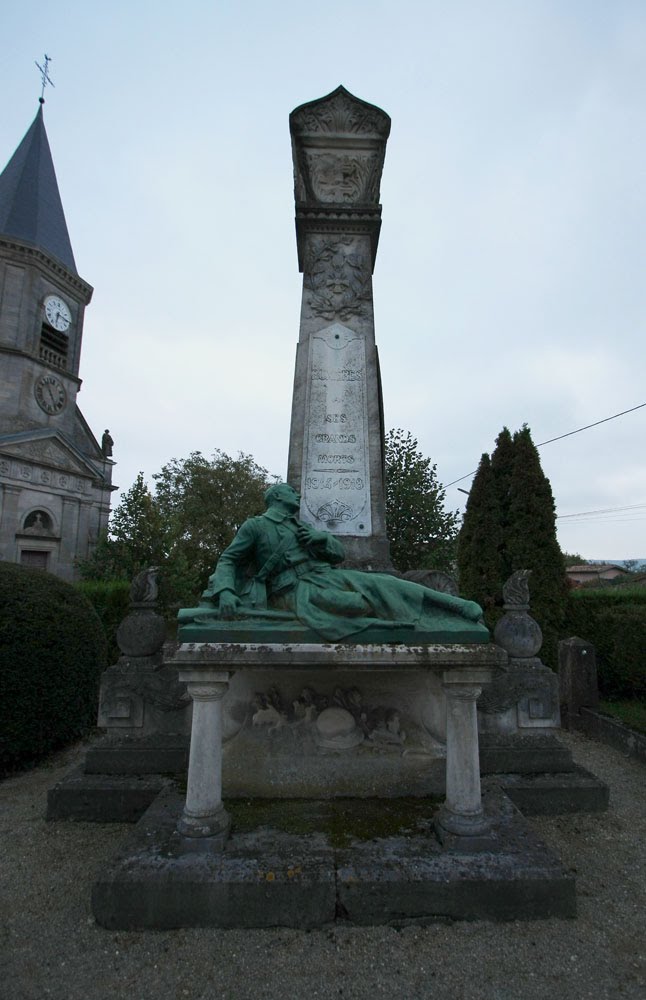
[175,806,231,852]
[435,805,495,852]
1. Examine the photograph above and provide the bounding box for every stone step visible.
[84,733,189,775]
[487,766,609,815]
[479,733,575,774]
[46,768,171,823]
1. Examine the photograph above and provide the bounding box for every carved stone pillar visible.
[175,668,231,851]
[287,86,392,569]
[436,669,493,850]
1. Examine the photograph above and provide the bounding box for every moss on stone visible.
[226,797,440,848]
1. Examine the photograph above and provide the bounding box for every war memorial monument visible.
[48,88,607,928]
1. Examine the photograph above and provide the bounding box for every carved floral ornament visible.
[304,236,372,320]
[301,151,382,205]
[290,88,389,209]
[290,86,391,139]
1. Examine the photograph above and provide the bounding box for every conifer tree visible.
[490,426,515,579]
[457,453,504,626]
[458,424,568,665]
[505,426,568,666]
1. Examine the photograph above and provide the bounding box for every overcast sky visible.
[2,1,645,560]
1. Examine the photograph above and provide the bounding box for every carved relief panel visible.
[304,236,372,321]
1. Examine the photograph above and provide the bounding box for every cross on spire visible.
[35,54,55,104]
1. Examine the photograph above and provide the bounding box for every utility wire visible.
[536,402,646,446]
[561,516,646,524]
[557,503,646,519]
[445,401,646,489]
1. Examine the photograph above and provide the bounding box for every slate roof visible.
[0,104,76,273]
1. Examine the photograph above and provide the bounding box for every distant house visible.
[566,564,629,586]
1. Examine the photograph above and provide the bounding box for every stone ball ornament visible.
[116,610,167,658]
[493,569,543,659]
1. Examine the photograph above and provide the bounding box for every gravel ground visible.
[1,730,644,1000]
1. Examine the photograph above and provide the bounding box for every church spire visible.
[0,105,77,274]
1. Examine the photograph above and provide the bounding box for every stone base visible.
[489,766,610,815]
[177,619,491,645]
[479,733,575,774]
[434,807,495,852]
[46,768,171,823]
[84,733,190,775]
[91,787,576,929]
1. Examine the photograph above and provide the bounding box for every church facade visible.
[0,103,114,580]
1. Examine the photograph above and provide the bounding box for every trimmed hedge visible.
[75,579,130,665]
[0,563,107,771]
[563,587,646,699]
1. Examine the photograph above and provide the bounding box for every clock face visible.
[34,374,67,415]
[44,294,71,332]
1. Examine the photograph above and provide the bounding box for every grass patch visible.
[226,797,440,848]
[599,700,646,735]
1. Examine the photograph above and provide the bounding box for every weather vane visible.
[35,54,55,104]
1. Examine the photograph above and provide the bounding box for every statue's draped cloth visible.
[203,508,483,642]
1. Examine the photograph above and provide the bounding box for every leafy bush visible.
[564,587,646,699]
[0,563,107,771]
[75,580,130,664]
[385,429,459,572]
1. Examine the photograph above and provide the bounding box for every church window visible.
[39,323,69,369]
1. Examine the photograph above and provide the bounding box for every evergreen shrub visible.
[0,563,107,771]
[458,425,568,669]
[564,588,646,699]
[75,579,130,664]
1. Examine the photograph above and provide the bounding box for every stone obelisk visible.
[287,86,391,569]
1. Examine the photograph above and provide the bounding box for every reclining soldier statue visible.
[179,483,486,644]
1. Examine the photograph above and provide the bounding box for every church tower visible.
[0,100,114,579]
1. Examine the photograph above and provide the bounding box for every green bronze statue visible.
[180,483,486,643]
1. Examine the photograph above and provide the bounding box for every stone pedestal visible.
[97,573,191,738]
[478,570,560,734]
[168,642,504,852]
[174,668,231,852]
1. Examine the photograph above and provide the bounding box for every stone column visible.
[436,669,493,850]
[287,86,392,569]
[175,667,231,851]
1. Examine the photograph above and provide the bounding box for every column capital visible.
[177,666,232,687]
[442,666,495,688]
[185,681,229,702]
[443,684,482,702]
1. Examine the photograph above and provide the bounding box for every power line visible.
[536,402,646,447]
[557,503,646,519]
[446,401,646,489]
[561,516,646,525]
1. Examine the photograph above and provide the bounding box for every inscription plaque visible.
[301,322,371,533]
